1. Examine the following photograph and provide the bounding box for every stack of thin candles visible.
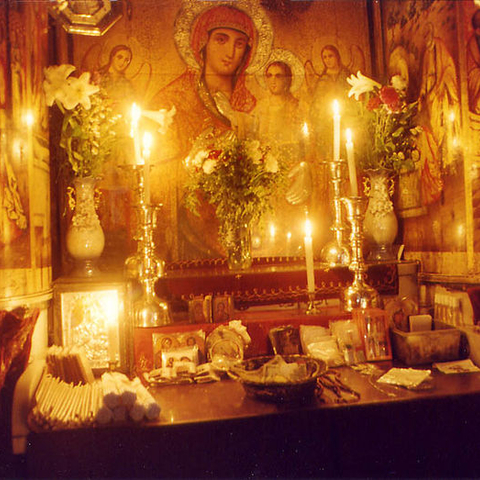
[30,371,161,430]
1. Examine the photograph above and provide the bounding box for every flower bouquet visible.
[346,71,422,175]
[185,128,287,267]
[43,64,121,178]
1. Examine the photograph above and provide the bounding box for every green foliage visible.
[348,76,421,175]
[59,90,121,178]
[184,130,288,246]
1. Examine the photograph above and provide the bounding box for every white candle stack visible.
[31,371,161,430]
[31,373,102,430]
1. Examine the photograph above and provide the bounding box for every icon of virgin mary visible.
[149,2,272,261]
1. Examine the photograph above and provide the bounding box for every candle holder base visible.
[343,279,381,312]
[134,295,172,328]
[305,293,322,315]
[107,360,118,371]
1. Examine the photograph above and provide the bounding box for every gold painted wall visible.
[0,1,51,302]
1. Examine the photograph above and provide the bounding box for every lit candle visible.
[345,128,358,196]
[142,132,153,205]
[332,100,341,162]
[130,103,142,165]
[304,218,316,294]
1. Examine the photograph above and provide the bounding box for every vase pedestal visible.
[363,169,398,262]
[65,177,105,277]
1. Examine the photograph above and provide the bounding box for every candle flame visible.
[332,100,340,116]
[449,110,455,122]
[346,128,353,143]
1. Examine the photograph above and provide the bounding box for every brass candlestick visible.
[341,196,380,312]
[321,160,350,266]
[121,164,172,327]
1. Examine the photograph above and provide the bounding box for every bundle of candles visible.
[46,345,95,385]
[30,371,160,430]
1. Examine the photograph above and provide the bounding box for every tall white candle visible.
[304,218,316,294]
[345,128,358,196]
[130,103,142,166]
[332,100,341,162]
[142,132,153,205]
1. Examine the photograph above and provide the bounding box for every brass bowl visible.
[229,355,327,403]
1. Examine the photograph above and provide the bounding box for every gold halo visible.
[174,0,273,74]
[256,48,305,93]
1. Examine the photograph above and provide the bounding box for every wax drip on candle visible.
[345,128,358,196]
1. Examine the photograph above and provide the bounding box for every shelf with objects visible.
[18,355,480,478]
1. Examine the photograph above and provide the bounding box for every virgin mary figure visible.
[149,2,272,261]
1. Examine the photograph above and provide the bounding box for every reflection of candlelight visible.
[286,231,292,256]
[332,100,341,162]
[131,103,142,165]
[304,218,315,294]
[345,128,358,196]
[23,110,35,128]
[302,122,309,137]
[142,132,153,204]
[102,291,119,364]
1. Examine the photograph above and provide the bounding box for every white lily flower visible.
[391,75,407,92]
[264,152,278,173]
[347,71,381,101]
[61,72,99,110]
[244,139,263,164]
[202,159,217,174]
[142,106,176,134]
[43,64,76,106]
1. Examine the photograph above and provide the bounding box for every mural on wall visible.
[0,1,51,298]
[464,2,480,254]
[71,0,372,265]
[382,0,467,262]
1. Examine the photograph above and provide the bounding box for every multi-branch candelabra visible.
[121,164,172,327]
[320,160,350,266]
[341,196,380,311]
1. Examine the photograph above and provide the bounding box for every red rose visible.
[209,149,222,159]
[367,96,382,111]
[379,86,400,111]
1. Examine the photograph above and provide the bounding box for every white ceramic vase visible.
[363,169,398,261]
[66,176,105,276]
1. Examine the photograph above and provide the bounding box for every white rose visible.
[202,159,217,174]
[264,152,278,173]
[391,75,407,92]
[193,150,208,168]
[245,139,263,164]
